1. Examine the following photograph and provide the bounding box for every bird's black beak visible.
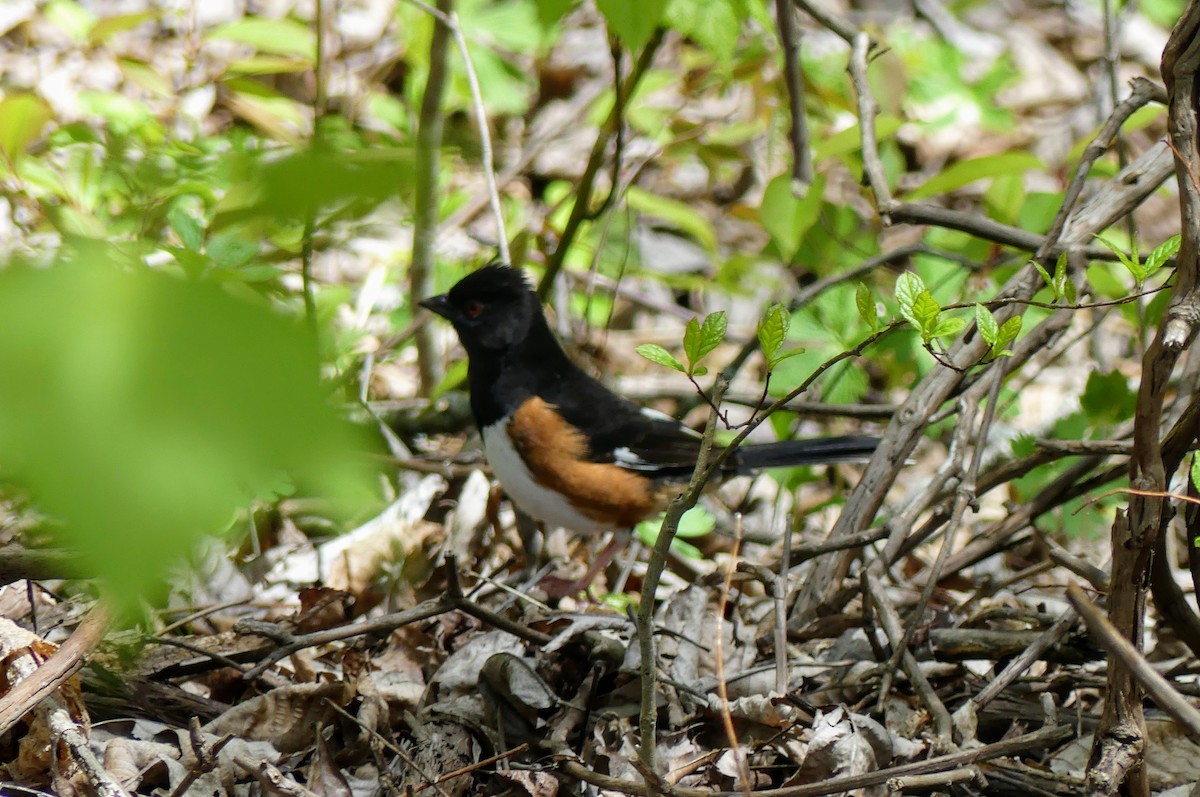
[419,293,453,319]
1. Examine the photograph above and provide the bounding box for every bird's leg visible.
[514,507,543,575]
[540,528,631,597]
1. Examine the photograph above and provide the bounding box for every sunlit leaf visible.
[665,0,740,66]
[597,0,668,51]
[699,311,727,359]
[167,206,204,251]
[207,16,317,60]
[757,304,788,363]
[627,186,717,251]
[89,11,158,45]
[637,343,685,372]
[906,152,1044,200]
[975,304,999,346]
[0,94,52,163]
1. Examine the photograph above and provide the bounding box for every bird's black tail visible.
[731,435,879,474]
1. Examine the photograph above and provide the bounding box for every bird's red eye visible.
[464,300,484,318]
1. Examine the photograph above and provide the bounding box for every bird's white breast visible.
[481,419,621,533]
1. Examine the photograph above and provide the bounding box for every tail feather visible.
[732,435,879,473]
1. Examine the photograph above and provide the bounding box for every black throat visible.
[466,313,579,429]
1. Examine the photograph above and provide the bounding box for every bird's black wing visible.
[535,371,705,478]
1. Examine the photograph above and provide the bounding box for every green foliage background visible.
[0,0,1186,610]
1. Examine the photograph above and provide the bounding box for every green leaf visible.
[983,172,1024,225]
[758,304,788,363]
[906,153,1044,200]
[533,0,575,27]
[626,186,717,251]
[997,315,1022,348]
[1191,455,1200,494]
[683,311,725,372]
[0,94,52,163]
[257,148,412,217]
[856,283,878,330]
[912,290,943,340]
[1145,235,1181,274]
[1080,369,1135,424]
[675,505,715,537]
[975,304,999,346]
[683,317,702,369]
[760,174,824,258]
[1032,259,1053,291]
[769,348,806,367]
[932,316,965,339]
[167,206,204,251]
[665,0,740,66]
[1095,234,1151,285]
[207,233,258,269]
[0,263,379,616]
[431,358,469,398]
[596,0,668,52]
[636,343,685,372]
[636,506,714,553]
[1053,253,1077,303]
[89,11,159,45]
[895,271,926,319]
[207,17,317,60]
[699,311,727,359]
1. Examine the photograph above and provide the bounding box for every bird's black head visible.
[419,265,542,356]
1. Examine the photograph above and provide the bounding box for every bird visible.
[420,265,878,586]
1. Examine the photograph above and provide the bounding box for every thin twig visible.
[637,374,730,775]
[775,0,811,185]
[1069,583,1200,738]
[408,0,452,394]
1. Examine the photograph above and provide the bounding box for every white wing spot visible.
[614,446,658,470]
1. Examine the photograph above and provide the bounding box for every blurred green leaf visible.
[665,0,741,66]
[207,17,317,60]
[207,233,259,269]
[1080,369,1135,425]
[221,77,308,138]
[906,153,1043,200]
[257,147,413,217]
[534,0,575,26]
[89,11,159,45]
[627,187,717,251]
[45,0,95,43]
[0,263,379,616]
[636,506,714,554]
[760,174,823,258]
[597,0,668,51]
[167,206,204,251]
[0,94,52,163]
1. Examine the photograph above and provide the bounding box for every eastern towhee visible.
[420,265,878,551]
